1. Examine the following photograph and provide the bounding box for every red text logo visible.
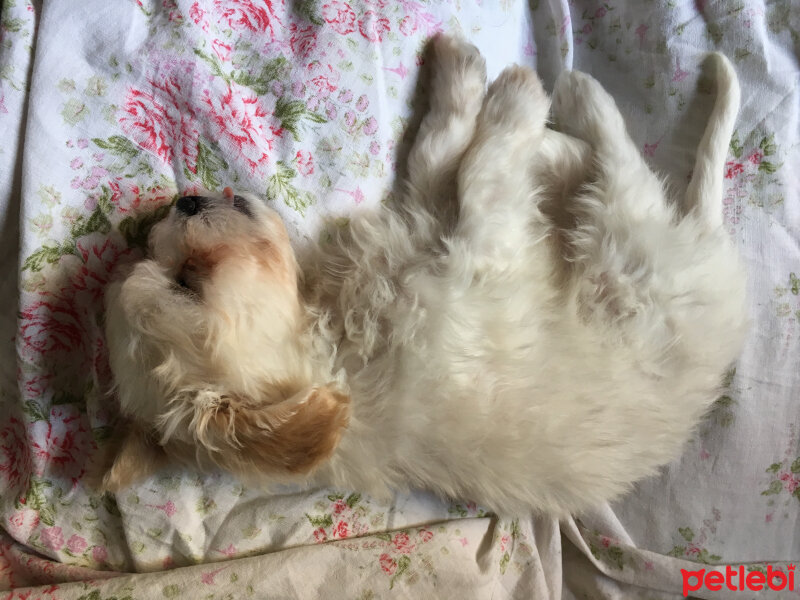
[682,564,795,596]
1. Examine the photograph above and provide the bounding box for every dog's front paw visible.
[481,65,549,134]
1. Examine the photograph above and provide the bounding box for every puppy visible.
[102,36,746,516]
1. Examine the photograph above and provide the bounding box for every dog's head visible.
[102,189,349,491]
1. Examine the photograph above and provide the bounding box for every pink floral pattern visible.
[213,0,279,36]
[204,85,276,169]
[358,10,391,42]
[119,76,199,173]
[322,1,356,35]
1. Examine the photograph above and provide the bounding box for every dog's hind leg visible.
[454,65,551,268]
[550,67,745,367]
[551,70,668,219]
[549,70,683,348]
[404,35,487,220]
[684,54,739,229]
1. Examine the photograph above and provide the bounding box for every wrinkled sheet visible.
[0,0,798,598]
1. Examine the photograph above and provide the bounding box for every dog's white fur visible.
[103,37,746,516]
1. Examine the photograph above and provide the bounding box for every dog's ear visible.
[161,384,351,477]
[100,427,168,493]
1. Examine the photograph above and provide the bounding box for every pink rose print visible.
[7,509,40,541]
[418,528,433,543]
[189,2,205,23]
[41,527,65,551]
[296,150,314,176]
[214,0,278,36]
[119,76,200,173]
[332,499,347,515]
[290,23,317,59]
[71,165,111,192]
[355,94,369,112]
[67,534,88,554]
[19,295,85,360]
[358,10,390,42]
[204,85,275,170]
[190,2,209,29]
[92,545,108,563]
[595,6,607,18]
[313,527,328,542]
[212,39,232,62]
[164,0,183,23]
[392,532,414,554]
[362,116,378,135]
[29,407,96,483]
[109,183,173,216]
[399,15,417,36]
[119,89,174,164]
[322,1,356,35]
[0,418,31,490]
[311,74,336,96]
[379,552,397,575]
[71,238,131,302]
[748,150,763,165]
[332,520,349,538]
[724,161,744,179]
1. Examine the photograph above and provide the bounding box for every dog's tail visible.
[684,53,740,229]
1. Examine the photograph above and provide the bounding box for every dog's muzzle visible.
[176,195,208,216]
[176,194,252,218]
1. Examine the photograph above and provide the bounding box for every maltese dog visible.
[102,36,746,516]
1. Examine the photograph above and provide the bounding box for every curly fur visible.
[102,36,747,516]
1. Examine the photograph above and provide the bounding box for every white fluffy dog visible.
[102,36,746,516]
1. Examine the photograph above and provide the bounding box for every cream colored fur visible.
[103,36,747,516]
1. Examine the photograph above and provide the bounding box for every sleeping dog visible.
[102,35,746,516]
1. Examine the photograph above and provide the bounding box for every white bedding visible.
[0,1,798,598]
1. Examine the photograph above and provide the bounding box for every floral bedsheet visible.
[0,0,797,598]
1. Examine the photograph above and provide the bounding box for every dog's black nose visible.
[176,196,208,216]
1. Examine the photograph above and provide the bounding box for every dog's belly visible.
[334,266,726,514]
[320,213,741,514]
